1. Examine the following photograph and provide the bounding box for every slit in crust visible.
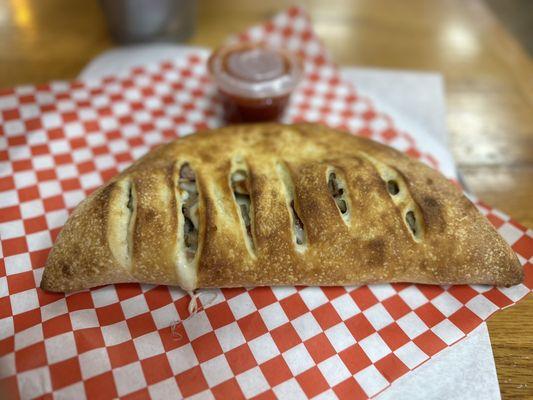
[405,210,418,236]
[387,180,399,195]
[179,163,199,261]
[107,179,136,271]
[126,180,136,268]
[327,168,350,224]
[230,157,256,255]
[276,162,307,251]
[176,162,199,291]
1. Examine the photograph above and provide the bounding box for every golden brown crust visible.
[40,182,135,292]
[41,123,523,292]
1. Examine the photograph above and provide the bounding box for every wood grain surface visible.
[0,0,531,398]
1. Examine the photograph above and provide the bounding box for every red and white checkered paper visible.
[0,7,531,400]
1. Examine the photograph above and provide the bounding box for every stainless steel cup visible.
[99,0,197,44]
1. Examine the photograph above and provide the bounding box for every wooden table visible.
[0,0,531,397]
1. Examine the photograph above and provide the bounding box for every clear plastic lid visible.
[208,43,303,99]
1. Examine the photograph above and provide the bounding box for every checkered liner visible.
[0,7,531,400]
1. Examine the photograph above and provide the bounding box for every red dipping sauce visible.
[208,43,303,122]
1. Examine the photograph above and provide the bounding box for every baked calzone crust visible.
[40,123,523,292]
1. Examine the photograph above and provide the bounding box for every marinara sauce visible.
[208,43,303,122]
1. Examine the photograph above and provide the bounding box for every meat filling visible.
[405,210,417,236]
[276,162,307,250]
[231,169,254,249]
[328,171,348,215]
[290,200,305,245]
[179,163,199,261]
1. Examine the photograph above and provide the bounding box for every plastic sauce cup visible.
[208,43,303,122]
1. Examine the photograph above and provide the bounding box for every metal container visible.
[99,0,197,44]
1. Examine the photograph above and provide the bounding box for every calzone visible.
[40,124,523,292]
